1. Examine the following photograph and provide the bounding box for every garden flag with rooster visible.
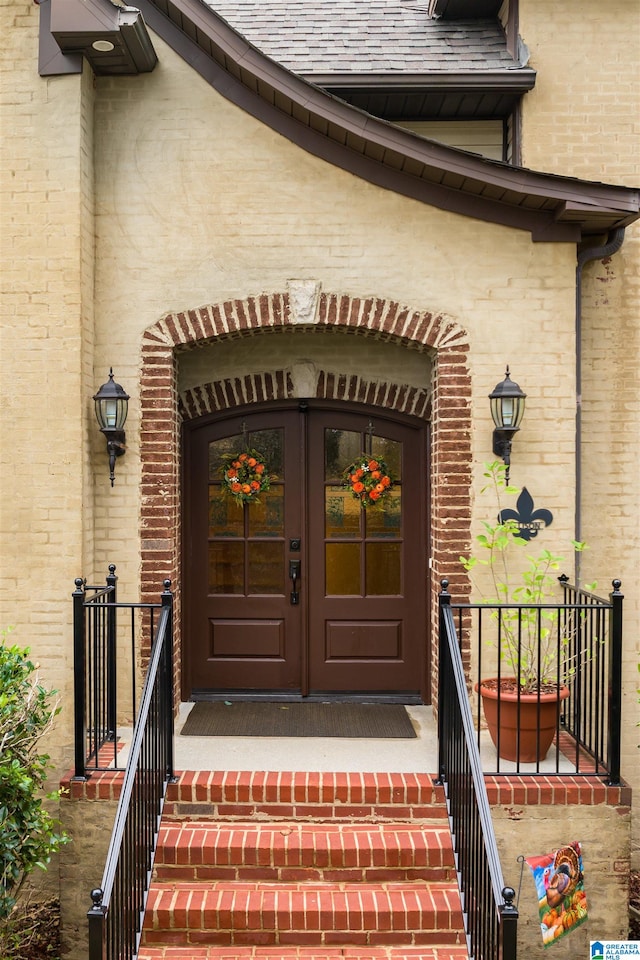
[526,841,588,946]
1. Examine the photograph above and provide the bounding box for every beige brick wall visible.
[519,0,639,184]
[0,4,95,773]
[493,793,631,952]
[520,0,640,861]
[59,792,118,960]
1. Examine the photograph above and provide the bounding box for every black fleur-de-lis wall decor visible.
[498,487,553,542]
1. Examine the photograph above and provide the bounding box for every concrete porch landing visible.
[173,703,438,773]
[158,702,577,776]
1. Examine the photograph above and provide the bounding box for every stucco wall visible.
[90,30,578,570]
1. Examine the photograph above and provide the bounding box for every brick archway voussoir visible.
[140,291,472,698]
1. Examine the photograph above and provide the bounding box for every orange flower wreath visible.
[220,449,271,505]
[343,455,394,509]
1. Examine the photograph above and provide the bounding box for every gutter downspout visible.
[574,227,626,584]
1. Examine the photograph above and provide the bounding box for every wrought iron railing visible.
[438,582,518,960]
[87,580,175,960]
[72,566,165,777]
[450,577,623,780]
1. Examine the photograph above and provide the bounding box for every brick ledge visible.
[60,770,631,808]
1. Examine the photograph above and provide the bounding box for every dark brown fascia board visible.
[98,0,638,241]
[429,0,503,18]
[40,0,157,76]
[301,70,537,95]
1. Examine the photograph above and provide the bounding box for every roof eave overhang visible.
[39,0,157,77]
[135,0,639,242]
[302,70,537,95]
[40,0,639,242]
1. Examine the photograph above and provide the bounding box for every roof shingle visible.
[204,0,522,74]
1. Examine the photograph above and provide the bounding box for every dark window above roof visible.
[428,0,503,19]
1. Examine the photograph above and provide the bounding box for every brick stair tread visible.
[163,771,447,822]
[155,821,455,876]
[138,946,470,959]
[144,880,464,933]
[142,773,465,953]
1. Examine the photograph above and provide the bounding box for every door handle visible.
[289,559,301,605]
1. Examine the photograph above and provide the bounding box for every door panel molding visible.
[184,400,429,701]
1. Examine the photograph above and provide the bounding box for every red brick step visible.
[140,772,467,957]
[139,946,471,959]
[163,771,448,823]
[154,822,456,884]
[142,880,464,948]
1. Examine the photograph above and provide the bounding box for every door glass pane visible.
[248,542,284,594]
[366,489,402,538]
[325,486,360,538]
[366,542,401,595]
[371,437,402,480]
[209,541,244,594]
[326,543,361,595]
[208,434,243,480]
[248,486,284,537]
[325,429,361,481]
[209,484,244,537]
[249,428,284,478]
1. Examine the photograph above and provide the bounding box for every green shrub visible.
[0,633,68,922]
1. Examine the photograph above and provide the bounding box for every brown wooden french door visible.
[184,404,428,699]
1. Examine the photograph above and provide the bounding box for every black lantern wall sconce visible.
[93,369,129,486]
[488,367,526,485]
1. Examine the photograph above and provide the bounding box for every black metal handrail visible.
[73,566,164,778]
[450,578,623,780]
[559,578,623,785]
[87,580,175,960]
[438,581,518,960]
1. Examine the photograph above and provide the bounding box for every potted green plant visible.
[460,462,593,762]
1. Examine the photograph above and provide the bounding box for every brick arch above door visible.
[179,368,431,422]
[140,289,472,694]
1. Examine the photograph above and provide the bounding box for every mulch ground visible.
[0,899,61,960]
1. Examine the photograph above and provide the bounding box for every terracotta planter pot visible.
[475,678,570,763]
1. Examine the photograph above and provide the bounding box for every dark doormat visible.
[180,701,417,739]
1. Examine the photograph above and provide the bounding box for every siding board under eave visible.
[401,92,441,115]
[439,92,469,116]
[361,93,389,116]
